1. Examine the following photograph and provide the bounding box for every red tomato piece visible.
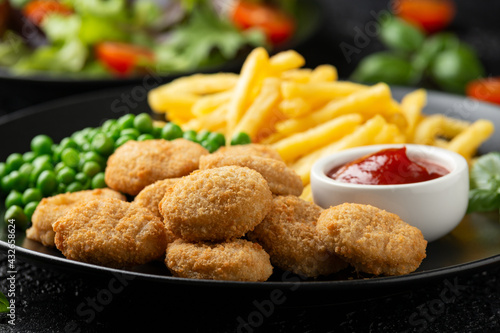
[466,77,500,105]
[23,0,73,25]
[231,0,295,44]
[95,42,155,76]
[393,0,456,34]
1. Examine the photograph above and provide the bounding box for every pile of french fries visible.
[148,47,495,201]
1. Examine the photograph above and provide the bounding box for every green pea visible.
[22,188,43,205]
[81,151,106,169]
[101,119,117,132]
[75,172,90,189]
[29,160,52,186]
[32,154,52,168]
[54,161,66,174]
[1,174,14,193]
[379,16,425,53]
[196,130,210,143]
[152,126,163,139]
[57,183,67,194]
[0,163,7,179]
[207,132,225,147]
[137,134,154,141]
[231,132,251,146]
[115,135,134,148]
[24,201,39,220]
[91,133,115,156]
[201,140,220,153]
[161,123,183,140]
[52,145,64,163]
[31,134,54,156]
[134,113,154,134]
[4,205,28,229]
[66,181,83,193]
[91,172,106,189]
[183,130,198,142]
[120,128,140,139]
[117,114,135,130]
[5,190,23,208]
[6,153,24,171]
[36,170,57,196]
[10,170,29,192]
[22,151,36,163]
[57,166,76,185]
[61,148,80,168]
[350,52,419,86]
[82,161,101,178]
[59,137,79,150]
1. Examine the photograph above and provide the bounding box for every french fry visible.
[232,78,282,140]
[280,81,367,101]
[373,123,406,144]
[440,116,471,138]
[166,73,239,95]
[269,50,305,74]
[446,119,495,159]
[401,88,426,140]
[182,104,227,132]
[278,98,312,118]
[191,90,233,117]
[412,114,445,145]
[148,89,199,114]
[272,113,363,163]
[291,115,387,185]
[226,47,269,139]
[300,184,313,202]
[275,83,393,137]
[280,68,313,83]
[309,64,338,82]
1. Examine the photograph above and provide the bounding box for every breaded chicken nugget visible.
[248,195,348,278]
[53,198,167,268]
[26,188,126,247]
[199,154,303,196]
[105,139,208,195]
[133,178,180,244]
[316,203,427,276]
[160,166,272,242]
[166,239,273,281]
[214,143,283,161]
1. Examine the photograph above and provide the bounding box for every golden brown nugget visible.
[199,154,303,196]
[53,198,167,268]
[316,203,427,276]
[105,139,208,195]
[160,166,272,242]
[214,143,284,161]
[166,239,273,281]
[26,188,126,247]
[248,195,348,278]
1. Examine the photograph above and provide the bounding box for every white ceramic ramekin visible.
[310,144,469,242]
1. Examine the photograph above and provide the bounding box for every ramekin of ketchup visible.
[310,144,469,242]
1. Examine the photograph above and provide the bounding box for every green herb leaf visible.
[467,152,500,214]
[0,291,10,313]
[467,188,500,214]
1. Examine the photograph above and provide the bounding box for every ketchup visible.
[327,147,449,185]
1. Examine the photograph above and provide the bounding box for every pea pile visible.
[0,113,251,228]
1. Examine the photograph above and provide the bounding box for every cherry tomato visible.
[466,77,500,105]
[231,0,295,44]
[393,0,456,34]
[94,42,155,76]
[23,0,73,26]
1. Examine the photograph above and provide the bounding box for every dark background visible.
[1,1,500,332]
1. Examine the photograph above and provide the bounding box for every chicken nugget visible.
[214,143,283,161]
[26,188,126,247]
[166,239,273,281]
[248,195,348,278]
[105,139,208,195]
[199,154,303,196]
[160,166,272,242]
[133,178,180,244]
[53,198,167,268]
[316,203,427,276]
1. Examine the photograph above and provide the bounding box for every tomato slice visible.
[23,0,73,25]
[393,0,456,34]
[231,0,295,44]
[95,42,155,76]
[466,77,500,105]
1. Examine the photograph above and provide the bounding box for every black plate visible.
[0,0,322,113]
[0,86,499,305]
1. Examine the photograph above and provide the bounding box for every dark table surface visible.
[1,0,500,332]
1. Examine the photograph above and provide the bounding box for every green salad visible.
[0,0,296,78]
